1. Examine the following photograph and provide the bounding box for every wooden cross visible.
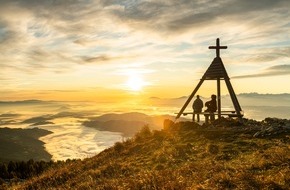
[209,38,227,57]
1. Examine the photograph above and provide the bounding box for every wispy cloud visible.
[103,0,290,35]
[233,64,290,79]
[80,54,138,65]
[244,47,290,63]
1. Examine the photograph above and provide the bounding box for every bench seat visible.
[178,111,243,117]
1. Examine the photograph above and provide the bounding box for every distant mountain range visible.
[0,100,49,105]
[150,93,290,100]
[235,93,290,107]
[239,93,290,96]
[149,93,290,107]
[149,96,188,100]
[0,93,289,107]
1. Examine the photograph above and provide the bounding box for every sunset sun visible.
[125,74,146,92]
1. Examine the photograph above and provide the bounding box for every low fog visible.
[0,93,289,160]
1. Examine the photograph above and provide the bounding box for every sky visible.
[1,0,290,103]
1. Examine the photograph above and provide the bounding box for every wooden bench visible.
[176,111,243,124]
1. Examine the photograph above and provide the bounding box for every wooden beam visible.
[175,79,204,119]
[217,78,221,119]
[224,78,243,121]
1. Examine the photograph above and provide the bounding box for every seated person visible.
[204,94,217,122]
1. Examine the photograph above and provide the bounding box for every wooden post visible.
[224,78,243,122]
[217,78,221,119]
[175,79,204,119]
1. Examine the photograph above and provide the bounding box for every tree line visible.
[0,159,54,180]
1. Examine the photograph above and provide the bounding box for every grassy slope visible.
[10,119,290,190]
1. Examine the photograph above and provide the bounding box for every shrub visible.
[114,142,125,153]
[134,125,152,141]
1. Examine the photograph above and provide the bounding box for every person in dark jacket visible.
[192,95,203,122]
[205,94,217,121]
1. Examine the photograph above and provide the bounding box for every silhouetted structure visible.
[176,38,243,122]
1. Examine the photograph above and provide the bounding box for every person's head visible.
[211,94,216,99]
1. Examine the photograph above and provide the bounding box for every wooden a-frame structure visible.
[176,38,243,121]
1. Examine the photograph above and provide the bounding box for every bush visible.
[134,125,152,141]
[114,142,125,153]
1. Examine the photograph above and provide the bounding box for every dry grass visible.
[4,118,290,190]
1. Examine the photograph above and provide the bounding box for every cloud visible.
[3,0,287,43]
[232,64,290,79]
[0,0,290,93]
[102,0,290,34]
[81,54,137,65]
[1,0,289,52]
[244,47,290,63]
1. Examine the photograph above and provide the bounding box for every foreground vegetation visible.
[3,118,290,189]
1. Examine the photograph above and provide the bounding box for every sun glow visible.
[125,74,146,92]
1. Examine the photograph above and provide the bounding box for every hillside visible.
[5,118,290,189]
[83,112,188,137]
[0,128,52,162]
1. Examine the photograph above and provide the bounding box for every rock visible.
[252,118,290,137]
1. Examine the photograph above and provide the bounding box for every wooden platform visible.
[175,111,244,124]
[178,111,243,118]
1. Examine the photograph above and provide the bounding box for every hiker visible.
[205,94,217,122]
[192,95,203,122]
